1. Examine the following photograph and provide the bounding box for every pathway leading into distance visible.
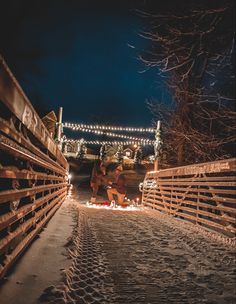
[0,187,235,304]
[39,188,235,304]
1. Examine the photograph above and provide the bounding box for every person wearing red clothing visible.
[90,160,106,203]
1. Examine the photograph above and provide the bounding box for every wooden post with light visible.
[56,107,63,150]
[154,120,162,171]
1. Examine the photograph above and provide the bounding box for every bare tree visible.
[140,1,235,165]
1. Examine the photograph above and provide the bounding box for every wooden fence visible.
[142,158,236,236]
[0,56,69,279]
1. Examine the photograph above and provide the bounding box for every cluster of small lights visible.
[64,139,154,145]
[64,122,155,133]
[65,126,153,143]
[85,203,141,211]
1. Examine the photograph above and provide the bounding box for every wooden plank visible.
[0,168,64,181]
[144,197,236,224]
[143,192,236,214]
[0,195,65,279]
[143,201,236,233]
[0,192,66,254]
[0,187,67,230]
[0,182,67,203]
[143,188,236,204]
[0,118,67,172]
[145,176,236,182]
[147,158,236,177]
[146,181,236,187]
[143,185,236,195]
[0,134,66,175]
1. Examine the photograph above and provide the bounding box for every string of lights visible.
[64,122,155,133]
[64,139,155,145]
[65,126,153,143]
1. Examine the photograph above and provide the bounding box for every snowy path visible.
[0,187,235,304]
[40,189,235,304]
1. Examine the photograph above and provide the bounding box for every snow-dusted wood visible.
[0,57,69,279]
[142,158,236,236]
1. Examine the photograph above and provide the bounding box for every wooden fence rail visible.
[141,158,236,236]
[0,56,69,279]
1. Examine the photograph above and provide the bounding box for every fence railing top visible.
[0,55,68,170]
[146,158,236,177]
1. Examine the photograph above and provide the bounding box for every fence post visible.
[154,120,162,171]
[57,107,63,150]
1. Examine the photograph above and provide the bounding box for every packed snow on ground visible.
[37,188,236,304]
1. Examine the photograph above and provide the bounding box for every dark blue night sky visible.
[0,1,171,128]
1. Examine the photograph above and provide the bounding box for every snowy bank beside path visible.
[40,190,236,304]
[0,200,78,304]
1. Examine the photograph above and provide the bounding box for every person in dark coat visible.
[90,160,106,203]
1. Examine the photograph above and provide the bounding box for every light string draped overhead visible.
[64,126,153,144]
[64,122,155,133]
[64,139,155,145]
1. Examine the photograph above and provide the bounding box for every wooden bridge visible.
[0,56,236,303]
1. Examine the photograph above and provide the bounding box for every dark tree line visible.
[140,0,235,166]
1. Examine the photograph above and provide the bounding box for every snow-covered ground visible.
[1,186,235,304]
[39,188,236,304]
[0,198,78,304]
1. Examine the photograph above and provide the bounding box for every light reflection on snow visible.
[67,185,73,198]
[85,202,143,212]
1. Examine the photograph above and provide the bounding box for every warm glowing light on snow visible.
[85,201,142,212]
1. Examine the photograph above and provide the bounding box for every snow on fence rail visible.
[0,56,69,279]
[142,158,236,236]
